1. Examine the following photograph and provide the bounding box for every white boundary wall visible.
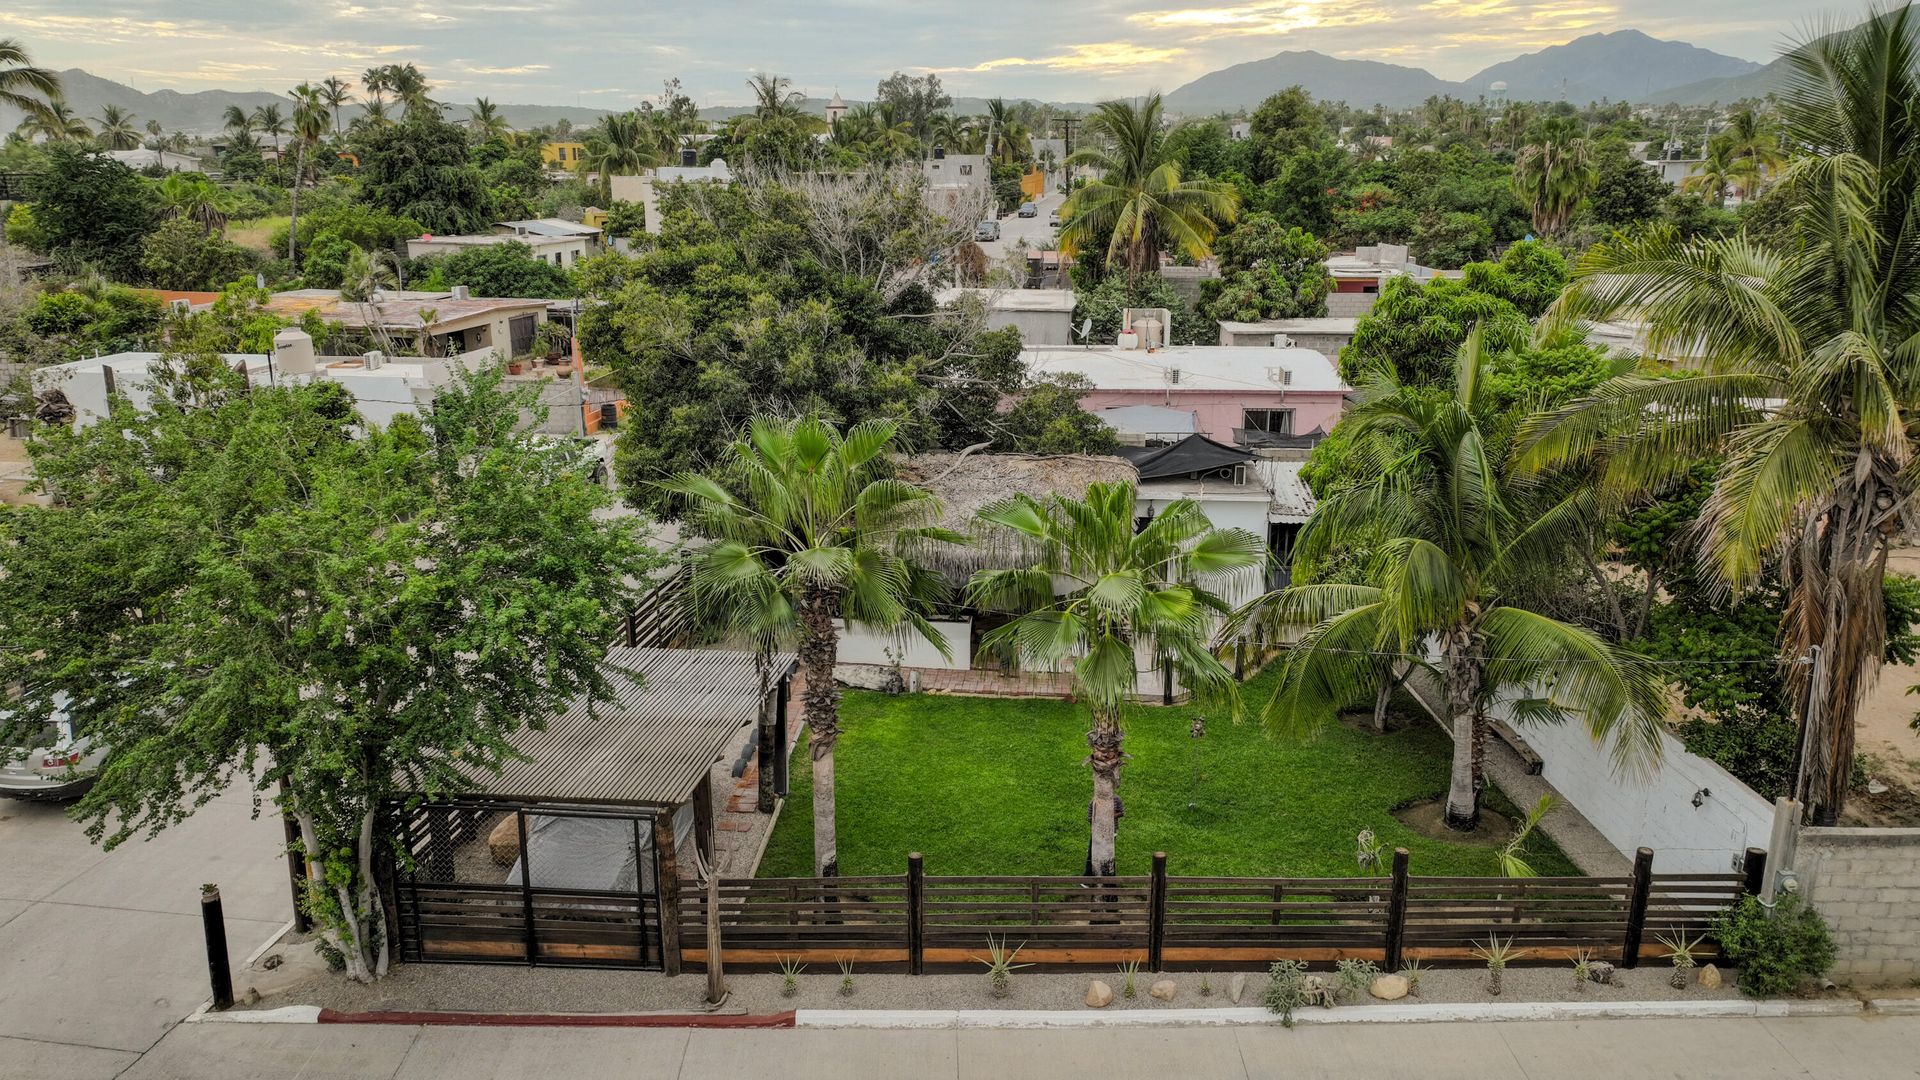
[1520,718,1775,875]
[836,618,973,671]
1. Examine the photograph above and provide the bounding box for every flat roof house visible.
[259,288,552,359]
[1216,316,1358,354]
[1024,342,1350,450]
[406,218,603,268]
[936,287,1077,345]
[1324,245,1441,317]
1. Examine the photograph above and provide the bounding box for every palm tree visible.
[1245,328,1666,829]
[1511,114,1595,236]
[94,104,141,150]
[1516,9,1920,824]
[578,111,659,199]
[746,72,805,122]
[287,83,331,261]
[968,483,1262,875]
[1059,94,1239,277]
[252,104,286,151]
[17,96,89,142]
[158,173,233,233]
[0,38,59,126]
[1682,137,1739,206]
[387,63,433,117]
[661,416,956,878]
[983,97,1031,163]
[927,112,971,155]
[222,104,252,140]
[361,66,390,110]
[354,100,393,131]
[320,76,354,135]
[468,97,510,141]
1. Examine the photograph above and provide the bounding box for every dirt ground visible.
[1848,550,1920,826]
[0,430,34,506]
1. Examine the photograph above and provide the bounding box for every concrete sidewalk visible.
[39,1013,1915,1080]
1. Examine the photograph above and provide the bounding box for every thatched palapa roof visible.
[897,451,1136,578]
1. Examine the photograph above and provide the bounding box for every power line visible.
[1234,641,1812,667]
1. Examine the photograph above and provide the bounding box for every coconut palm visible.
[1511,114,1595,236]
[92,104,140,150]
[967,484,1267,868]
[252,103,286,151]
[158,173,234,233]
[221,104,252,140]
[1242,328,1666,829]
[661,416,957,877]
[320,76,354,135]
[468,97,510,142]
[0,38,58,126]
[578,111,660,200]
[1516,8,1920,824]
[983,97,1031,163]
[968,484,1264,875]
[1683,137,1739,206]
[354,100,393,131]
[747,72,805,122]
[286,83,331,262]
[1060,93,1239,277]
[387,64,433,117]
[17,96,89,142]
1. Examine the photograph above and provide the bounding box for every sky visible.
[10,1,1862,108]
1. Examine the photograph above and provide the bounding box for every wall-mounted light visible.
[1691,787,1712,808]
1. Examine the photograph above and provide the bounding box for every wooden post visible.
[1270,883,1284,926]
[1384,847,1410,971]
[200,885,234,1011]
[907,852,925,976]
[653,813,682,976]
[691,773,715,867]
[1148,851,1168,972]
[1622,846,1655,969]
[624,609,638,648]
[1742,847,1768,896]
[704,869,727,1005]
[517,810,537,966]
[773,673,791,798]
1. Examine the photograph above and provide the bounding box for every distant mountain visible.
[0,69,616,136]
[1164,50,1467,112]
[1465,30,1760,104]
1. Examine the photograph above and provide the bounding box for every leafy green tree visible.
[1459,240,1569,318]
[1074,273,1216,346]
[1410,211,1493,269]
[1244,329,1666,829]
[1586,147,1669,229]
[1247,86,1330,181]
[138,217,254,291]
[1200,214,1332,323]
[23,143,162,279]
[1061,94,1238,277]
[353,114,494,234]
[0,356,651,982]
[664,416,953,876]
[1339,276,1528,384]
[873,71,950,139]
[969,483,1263,875]
[993,374,1121,455]
[1518,10,1920,822]
[426,239,573,298]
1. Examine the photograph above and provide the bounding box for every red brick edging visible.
[316,1008,797,1028]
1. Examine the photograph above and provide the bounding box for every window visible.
[959,163,973,175]
[1243,409,1294,436]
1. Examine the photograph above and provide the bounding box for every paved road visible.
[0,786,294,1078]
[978,190,1065,262]
[46,1013,1920,1080]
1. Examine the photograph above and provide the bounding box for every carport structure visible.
[389,646,795,973]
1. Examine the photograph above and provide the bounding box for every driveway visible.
[0,786,294,1078]
[978,190,1065,262]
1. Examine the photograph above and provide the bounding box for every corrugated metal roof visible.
[457,647,794,807]
[1253,458,1318,524]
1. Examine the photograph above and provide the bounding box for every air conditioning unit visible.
[363,351,385,370]
[1266,366,1291,385]
[168,298,191,315]
[450,285,470,301]
[1272,334,1294,349]
[1233,464,1248,486]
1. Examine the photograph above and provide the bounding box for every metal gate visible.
[392,800,665,969]
[508,315,537,357]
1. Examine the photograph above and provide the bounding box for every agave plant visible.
[1655,928,1706,990]
[1473,935,1526,996]
[977,936,1032,999]
[777,955,805,998]
[1570,947,1593,991]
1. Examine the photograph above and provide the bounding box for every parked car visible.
[1017,202,1038,218]
[975,220,1001,242]
[0,694,105,802]
[1048,210,1062,228]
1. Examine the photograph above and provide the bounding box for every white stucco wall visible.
[837,618,973,671]
[1519,718,1776,875]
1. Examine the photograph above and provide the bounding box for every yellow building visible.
[541,141,587,168]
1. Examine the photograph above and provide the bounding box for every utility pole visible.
[1056,115,1079,195]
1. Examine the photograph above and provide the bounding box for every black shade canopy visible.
[1118,434,1252,480]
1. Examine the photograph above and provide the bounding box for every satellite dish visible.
[1076,318,1093,346]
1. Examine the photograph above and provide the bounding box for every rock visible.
[1085,980,1114,1008]
[1588,961,1617,985]
[1698,963,1722,989]
[1228,973,1247,1004]
[1369,973,1410,1001]
[487,814,520,865]
[1149,979,1178,1002]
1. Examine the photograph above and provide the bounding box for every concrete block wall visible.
[1325,292,1379,318]
[1795,827,1920,983]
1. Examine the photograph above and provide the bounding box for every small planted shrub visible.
[1118,959,1141,999]
[1334,958,1380,1002]
[1399,958,1424,997]
[837,956,856,997]
[1198,972,1213,998]
[1655,928,1706,990]
[1714,894,1836,998]
[1570,947,1593,992]
[1262,959,1310,1028]
[778,956,805,998]
[1473,935,1525,997]
[977,935,1031,999]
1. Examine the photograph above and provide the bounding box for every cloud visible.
[933,41,1190,74]
[459,63,554,75]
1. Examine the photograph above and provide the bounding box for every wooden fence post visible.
[907,852,925,976]
[1148,851,1168,972]
[654,813,682,976]
[517,809,537,966]
[1622,846,1655,969]
[704,869,726,1005]
[1742,847,1768,896]
[624,609,638,649]
[1384,847,1410,971]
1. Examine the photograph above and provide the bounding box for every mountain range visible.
[1163,30,1765,112]
[0,26,1803,137]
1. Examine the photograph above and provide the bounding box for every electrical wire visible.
[1231,641,1812,667]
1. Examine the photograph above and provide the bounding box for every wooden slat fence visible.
[672,846,1764,974]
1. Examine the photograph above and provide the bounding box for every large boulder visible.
[1228,973,1247,1004]
[1149,979,1178,1002]
[487,815,520,865]
[1085,980,1114,1008]
[1369,973,1410,1001]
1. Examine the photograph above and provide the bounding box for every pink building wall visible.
[1076,389,1347,440]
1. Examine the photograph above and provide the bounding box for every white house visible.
[608,160,734,235]
[936,287,1076,345]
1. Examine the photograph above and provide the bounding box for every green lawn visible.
[757,671,1577,880]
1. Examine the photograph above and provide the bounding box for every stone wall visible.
[1796,826,1920,983]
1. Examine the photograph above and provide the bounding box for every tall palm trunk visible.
[1086,705,1125,877]
[798,586,842,877]
[288,141,305,264]
[1788,481,1895,824]
[1441,631,1483,830]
